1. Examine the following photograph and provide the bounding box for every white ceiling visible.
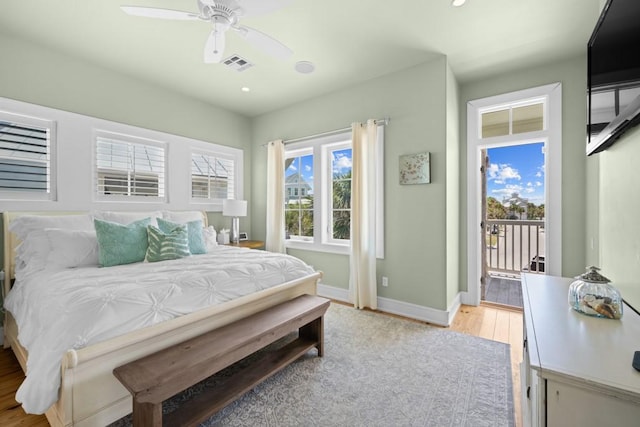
[0,0,603,117]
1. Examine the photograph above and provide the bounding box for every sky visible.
[286,148,352,192]
[487,142,545,205]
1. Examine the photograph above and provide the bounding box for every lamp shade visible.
[222,199,247,217]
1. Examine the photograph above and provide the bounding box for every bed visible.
[1,211,322,427]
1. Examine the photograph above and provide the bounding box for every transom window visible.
[481,100,545,138]
[0,111,56,201]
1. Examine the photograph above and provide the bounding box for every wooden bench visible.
[113,294,330,427]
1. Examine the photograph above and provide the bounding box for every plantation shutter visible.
[95,133,165,199]
[0,115,54,200]
[191,152,235,200]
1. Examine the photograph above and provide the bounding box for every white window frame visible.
[0,110,57,201]
[93,130,167,203]
[285,127,385,257]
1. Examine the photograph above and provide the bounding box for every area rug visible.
[111,303,514,427]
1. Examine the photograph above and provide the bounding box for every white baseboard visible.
[317,284,459,327]
[317,283,350,302]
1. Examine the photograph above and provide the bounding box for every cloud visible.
[536,181,542,187]
[305,165,312,172]
[287,164,298,172]
[491,184,524,197]
[333,153,352,173]
[488,163,521,183]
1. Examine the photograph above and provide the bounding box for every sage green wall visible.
[598,126,640,313]
[251,57,455,311]
[459,55,589,290]
[445,62,461,308]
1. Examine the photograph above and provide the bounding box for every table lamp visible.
[222,199,247,244]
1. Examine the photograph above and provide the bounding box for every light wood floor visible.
[0,303,523,427]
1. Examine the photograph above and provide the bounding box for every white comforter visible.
[4,246,316,414]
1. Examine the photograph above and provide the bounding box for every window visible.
[285,149,314,240]
[0,111,56,200]
[327,142,352,242]
[481,100,544,138]
[95,131,165,201]
[284,128,384,255]
[191,151,237,201]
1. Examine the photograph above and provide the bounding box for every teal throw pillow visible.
[157,217,206,255]
[94,217,151,267]
[146,224,190,262]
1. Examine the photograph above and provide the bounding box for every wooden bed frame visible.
[1,211,322,427]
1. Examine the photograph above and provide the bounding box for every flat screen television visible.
[587,0,640,155]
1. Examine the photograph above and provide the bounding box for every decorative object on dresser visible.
[222,199,247,244]
[521,273,640,427]
[568,266,623,319]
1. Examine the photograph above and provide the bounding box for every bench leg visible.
[133,400,162,427]
[299,316,324,357]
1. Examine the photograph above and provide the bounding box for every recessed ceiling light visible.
[452,0,466,6]
[241,87,250,92]
[294,61,315,74]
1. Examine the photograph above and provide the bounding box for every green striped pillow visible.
[145,224,190,263]
[157,218,206,255]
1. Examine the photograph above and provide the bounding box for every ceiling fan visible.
[121,0,294,64]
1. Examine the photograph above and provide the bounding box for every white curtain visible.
[349,120,378,309]
[266,139,286,253]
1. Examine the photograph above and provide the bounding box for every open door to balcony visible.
[481,143,546,309]
[466,83,562,308]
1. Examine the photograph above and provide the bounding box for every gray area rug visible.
[111,303,514,426]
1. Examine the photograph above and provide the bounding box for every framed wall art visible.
[399,152,430,184]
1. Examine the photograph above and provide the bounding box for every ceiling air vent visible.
[223,55,254,72]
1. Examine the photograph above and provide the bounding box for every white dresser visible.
[521,273,640,427]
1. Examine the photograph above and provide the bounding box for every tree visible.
[332,171,351,239]
[285,196,313,238]
[487,197,507,219]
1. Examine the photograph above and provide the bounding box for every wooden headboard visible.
[2,211,209,300]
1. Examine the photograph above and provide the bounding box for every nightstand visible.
[225,240,265,250]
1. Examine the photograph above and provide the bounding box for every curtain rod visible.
[263,117,389,147]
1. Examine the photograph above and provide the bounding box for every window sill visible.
[285,240,350,256]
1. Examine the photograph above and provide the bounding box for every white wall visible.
[0,97,243,213]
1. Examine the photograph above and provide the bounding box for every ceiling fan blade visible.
[204,30,226,63]
[120,6,199,21]
[235,0,294,17]
[235,25,292,60]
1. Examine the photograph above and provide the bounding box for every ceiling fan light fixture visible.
[294,61,315,74]
[452,0,466,6]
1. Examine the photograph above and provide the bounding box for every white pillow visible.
[14,229,50,276]
[162,211,205,223]
[9,214,94,241]
[93,211,162,227]
[45,229,99,268]
[14,228,100,275]
[202,225,218,251]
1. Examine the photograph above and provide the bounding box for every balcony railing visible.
[485,219,545,277]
